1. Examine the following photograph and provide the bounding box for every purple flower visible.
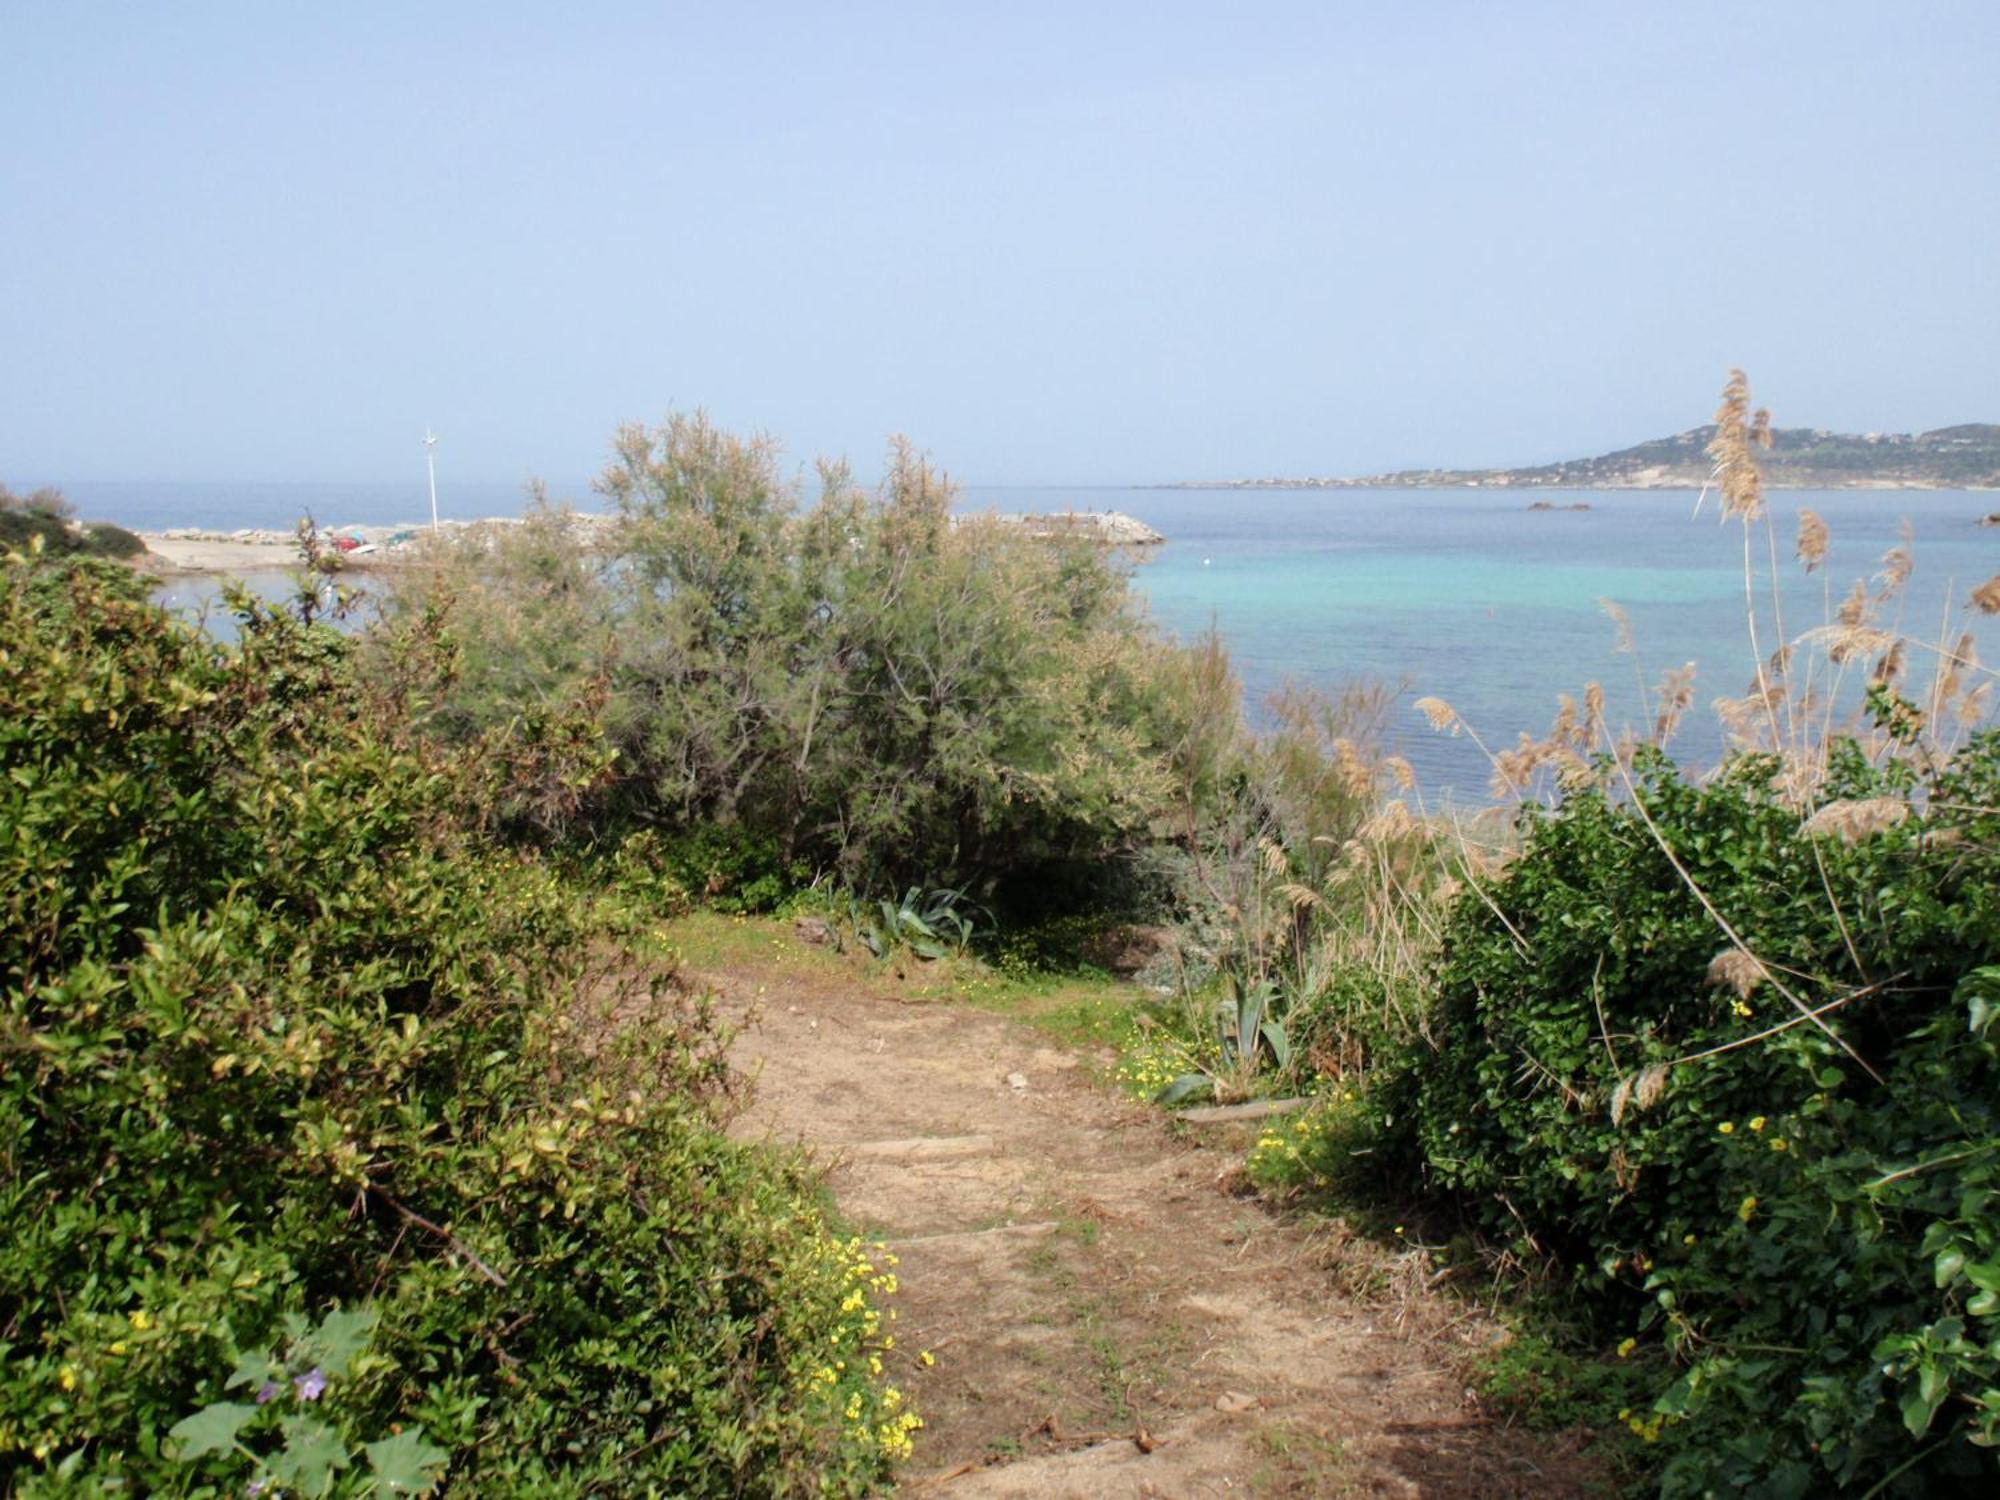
[247,1482,267,1497]
[256,1380,281,1405]
[293,1366,327,1402]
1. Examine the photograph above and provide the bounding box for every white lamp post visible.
[425,427,440,532]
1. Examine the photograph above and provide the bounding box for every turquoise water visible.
[96,478,2000,803]
[965,486,2000,801]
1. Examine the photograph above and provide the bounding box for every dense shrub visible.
[1353,743,2000,1494]
[0,484,145,560]
[385,417,1200,907]
[0,552,910,1493]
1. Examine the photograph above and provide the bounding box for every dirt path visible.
[701,936,1601,1498]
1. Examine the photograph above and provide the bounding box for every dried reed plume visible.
[1332,737,1375,800]
[1796,509,1829,571]
[1708,370,1767,520]
[1837,578,1869,628]
[1706,948,1765,1001]
[1356,800,1416,844]
[1414,696,1459,734]
[1600,598,1635,654]
[1876,525,1914,599]
[1651,662,1697,744]
[1609,1063,1669,1125]
[1973,574,2000,615]
[1802,797,1911,843]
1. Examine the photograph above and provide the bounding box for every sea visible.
[53,479,2000,805]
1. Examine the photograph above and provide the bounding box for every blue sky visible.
[3,1,1996,486]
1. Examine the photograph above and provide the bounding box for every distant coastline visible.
[1177,422,2000,492]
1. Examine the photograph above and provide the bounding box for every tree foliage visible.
[390,415,1201,908]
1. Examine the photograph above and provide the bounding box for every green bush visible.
[1350,742,2000,1494]
[384,418,1200,909]
[0,552,911,1493]
[0,484,145,561]
[650,823,804,914]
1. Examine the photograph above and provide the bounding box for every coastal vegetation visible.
[380,414,1206,913]
[0,483,144,561]
[1198,418,2000,491]
[6,372,1999,1494]
[0,542,911,1494]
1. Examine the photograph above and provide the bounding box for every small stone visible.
[1006,1072,1029,1092]
[794,916,835,946]
[1214,1391,1259,1414]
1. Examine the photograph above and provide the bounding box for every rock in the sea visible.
[983,510,1165,546]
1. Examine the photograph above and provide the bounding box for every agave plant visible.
[1156,975,1292,1107]
[846,886,985,961]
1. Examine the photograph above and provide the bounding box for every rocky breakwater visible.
[138,512,619,573]
[982,509,1165,546]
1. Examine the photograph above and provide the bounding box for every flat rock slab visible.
[1174,1097,1312,1126]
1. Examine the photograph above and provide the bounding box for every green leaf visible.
[364,1427,450,1494]
[1155,1072,1212,1107]
[1259,1020,1291,1071]
[267,1416,350,1497]
[1901,1384,1944,1438]
[310,1305,377,1378]
[226,1346,275,1391]
[167,1401,259,1460]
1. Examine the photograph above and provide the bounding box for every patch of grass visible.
[1082,1329,1132,1422]
[1250,1420,1352,1493]
[1470,1325,1655,1475]
[1053,1212,1102,1248]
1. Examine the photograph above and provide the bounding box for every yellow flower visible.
[1717,1121,1735,1135]
[58,1367,77,1392]
[1738,1195,1758,1223]
[108,1341,128,1357]
[1616,1337,1637,1358]
[1683,1233,1698,1246]
[919,1350,936,1367]
[1771,1138,1789,1152]
[129,1310,154,1332]
[1748,1117,1766,1132]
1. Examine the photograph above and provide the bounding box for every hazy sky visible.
[4,2,1996,487]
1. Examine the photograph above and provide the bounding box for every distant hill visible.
[1189,423,2000,491]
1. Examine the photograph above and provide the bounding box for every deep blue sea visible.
[58,478,2000,804]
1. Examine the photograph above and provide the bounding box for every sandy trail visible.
[707,949,1600,1498]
